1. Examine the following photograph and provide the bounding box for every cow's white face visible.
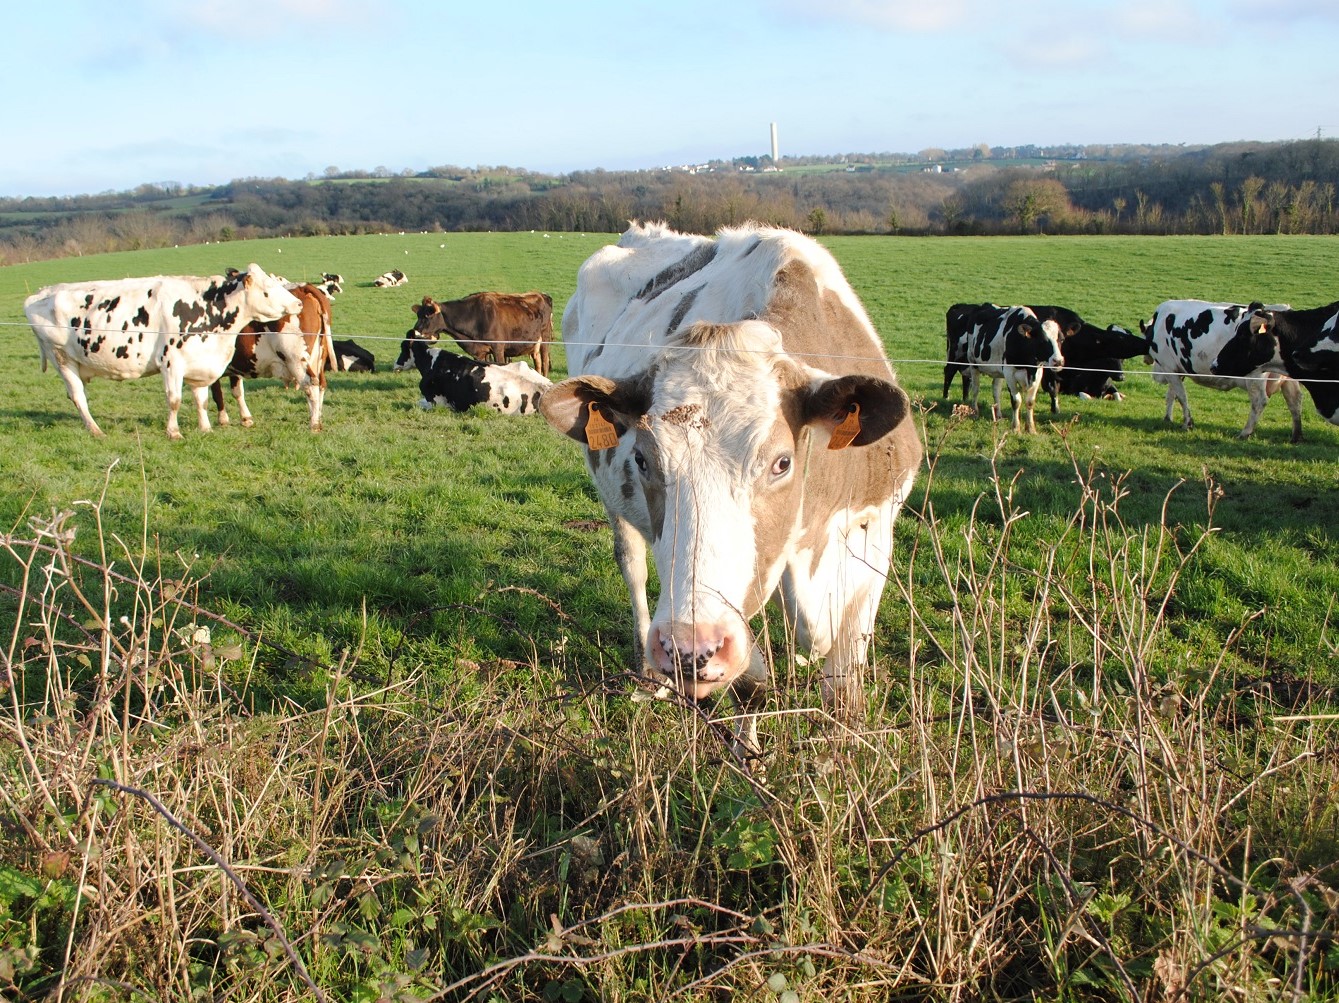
[542,320,909,699]
[232,263,303,327]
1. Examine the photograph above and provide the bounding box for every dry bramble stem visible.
[85,778,328,1003]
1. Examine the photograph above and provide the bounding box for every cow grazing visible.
[400,339,550,414]
[23,263,301,439]
[1041,322,1149,409]
[209,282,335,432]
[332,338,375,372]
[1210,301,1339,426]
[1141,299,1305,441]
[539,222,922,740]
[410,291,554,376]
[374,269,407,288]
[961,305,1065,433]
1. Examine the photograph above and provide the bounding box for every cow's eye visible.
[771,454,792,478]
[633,448,649,474]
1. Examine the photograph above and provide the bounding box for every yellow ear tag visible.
[827,402,861,451]
[585,402,620,451]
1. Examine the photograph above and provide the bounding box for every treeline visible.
[3,139,1338,266]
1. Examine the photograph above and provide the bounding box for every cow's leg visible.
[303,374,325,432]
[161,365,187,440]
[966,369,982,417]
[190,383,213,434]
[1165,378,1192,429]
[1238,379,1268,439]
[54,361,104,437]
[1278,377,1304,443]
[780,498,899,722]
[1023,369,1044,433]
[608,513,652,670]
[993,377,1007,424]
[209,380,230,426]
[232,377,254,428]
[728,647,771,753]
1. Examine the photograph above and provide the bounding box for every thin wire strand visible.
[4,319,1335,385]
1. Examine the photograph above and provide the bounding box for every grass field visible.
[0,231,1336,1002]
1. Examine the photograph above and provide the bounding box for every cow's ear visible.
[804,375,909,448]
[540,374,652,447]
[1249,311,1273,336]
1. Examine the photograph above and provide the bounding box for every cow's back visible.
[1146,300,1258,378]
[569,223,886,380]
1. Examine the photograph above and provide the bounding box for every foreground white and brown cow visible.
[210,282,336,431]
[23,264,301,439]
[1142,299,1305,441]
[540,222,922,737]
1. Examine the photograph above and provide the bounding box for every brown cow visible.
[210,282,336,431]
[409,292,553,376]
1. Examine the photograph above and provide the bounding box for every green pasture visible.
[1,232,1334,684]
[1,232,1336,1002]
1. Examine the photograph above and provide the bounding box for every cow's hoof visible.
[241,418,255,428]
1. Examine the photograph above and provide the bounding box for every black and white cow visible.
[962,305,1066,433]
[374,269,407,288]
[943,302,994,400]
[401,339,550,414]
[1041,322,1149,409]
[1210,301,1339,426]
[332,338,375,372]
[23,264,302,439]
[1141,299,1304,441]
[540,222,923,740]
[318,274,343,299]
[945,303,1136,411]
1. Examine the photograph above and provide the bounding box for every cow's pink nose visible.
[648,625,731,684]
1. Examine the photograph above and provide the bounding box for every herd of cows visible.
[942,299,1339,440]
[20,266,560,437]
[17,223,1339,731]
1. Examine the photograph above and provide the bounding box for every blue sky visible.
[4,0,1337,198]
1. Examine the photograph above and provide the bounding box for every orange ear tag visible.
[585,402,620,451]
[827,402,861,451]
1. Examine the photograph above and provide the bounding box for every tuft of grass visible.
[1,425,1335,1002]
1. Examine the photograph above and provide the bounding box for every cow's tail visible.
[538,334,551,377]
[319,304,336,386]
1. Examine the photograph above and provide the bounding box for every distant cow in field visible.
[539,221,922,740]
[210,282,336,432]
[409,291,553,376]
[400,339,550,414]
[374,269,407,288]
[962,305,1065,432]
[943,302,994,400]
[1211,301,1339,427]
[23,263,301,439]
[318,273,343,299]
[1141,299,1304,441]
[331,338,375,372]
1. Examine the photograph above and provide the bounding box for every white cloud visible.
[775,0,978,32]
